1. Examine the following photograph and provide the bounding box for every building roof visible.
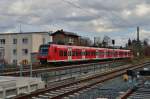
[0,31,52,35]
[51,29,79,37]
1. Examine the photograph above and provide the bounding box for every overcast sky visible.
[0,0,150,46]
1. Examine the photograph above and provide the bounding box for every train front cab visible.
[38,44,50,64]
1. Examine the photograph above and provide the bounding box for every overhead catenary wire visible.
[61,0,131,30]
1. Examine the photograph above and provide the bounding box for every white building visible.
[0,32,52,65]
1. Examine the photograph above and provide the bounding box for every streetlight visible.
[112,40,115,67]
[30,53,33,77]
[0,47,5,72]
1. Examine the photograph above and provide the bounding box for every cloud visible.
[0,0,150,45]
[135,3,150,17]
[139,29,150,40]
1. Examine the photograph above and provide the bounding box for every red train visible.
[38,44,132,64]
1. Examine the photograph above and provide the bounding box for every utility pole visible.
[137,26,140,57]
[19,62,23,77]
[137,26,139,42]
[94,37,96,46]
[112,39,115,68]
[112,40,115,56]
[30,53,33,77]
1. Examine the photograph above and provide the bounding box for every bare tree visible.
[102,35,111,47]
[94,37,102,47]
[79,37,93,46]
[143,38,149,46]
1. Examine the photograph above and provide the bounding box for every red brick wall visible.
[52,34,79,45]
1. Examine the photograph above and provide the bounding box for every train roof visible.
[49,44,131,51]
[51,44,105,49]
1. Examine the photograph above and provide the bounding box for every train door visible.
[82,49,85,60]
[96,49,98,59]
[68,47,72,61]
[104,49,107,59]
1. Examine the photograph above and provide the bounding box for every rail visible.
[1,60,126,76]
[14,61,150,99]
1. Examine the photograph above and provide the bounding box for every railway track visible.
[1,60,126,76]
[14,61,150,99]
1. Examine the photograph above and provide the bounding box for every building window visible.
[22,38,28,44]
[0,39,5,44]
[22,49,28,55]
[69,38,74,43]
[0,48,4,59]
[13,49,17,55]
[13,39,17,44]
[13,59,17,65]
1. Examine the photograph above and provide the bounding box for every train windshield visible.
[39,45,49,55]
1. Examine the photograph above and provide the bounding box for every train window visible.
[39,45,49,55]
[61,51,63,56]
[84,52,85,56]
[88,51,90,56]
[107,51,109,56]
[108,51,111,56]
[99,52,101,56]
[96,52,99,55]
[76,51,78,56]
[99,51,103,56]
[93,51,96,56]
[79,51,81,56]
[102,52,105,56]
[115,52,118,56]
[68,51,72,56]
[78,51,81,56]
[120,52,123,55]
[82,52,85,56]
[78,52,80,56]
[87,51,89,56]
[64,51,67,56]
[72,51,75,56]
[74,51,76,56]
[91,51,93,56]
[105,52,107,56]
[75,51,77,56]
[85,51,87,56]
[86,51,88,56]
[110,52,112,56]
[102,52,105,55]
[77,52,79,56]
